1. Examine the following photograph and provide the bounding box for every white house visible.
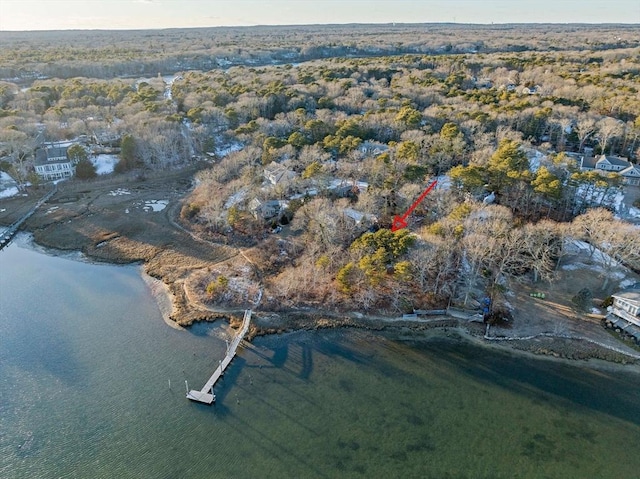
[594,155,631,172]
[34,145,74,181]
[579,155,597,171]
[607,288,640,341]
[619,164,640,186]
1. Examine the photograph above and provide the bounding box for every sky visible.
[0,0,638,31]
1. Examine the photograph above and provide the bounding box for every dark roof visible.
[580,155,597,169]
[34,146,68,166]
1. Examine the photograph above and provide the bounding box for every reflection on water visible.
[1,237,639,478]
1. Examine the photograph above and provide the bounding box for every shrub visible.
[571,288,593,313]
[75,158,97,179]
[181,203,200,221]
[601,296,613,308]
[206,275,229,298]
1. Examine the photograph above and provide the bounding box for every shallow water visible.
[1,237,639,478]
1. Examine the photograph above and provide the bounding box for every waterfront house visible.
[34,145,74,181]
[607,287,640,341]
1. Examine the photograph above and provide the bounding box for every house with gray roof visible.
[594,155,631,173]
[578,154,597,171]
[249,198,289,221]
[263,163,297,186]
[620,163,640,186]
[34,145,74,181]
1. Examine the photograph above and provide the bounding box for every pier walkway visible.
[186,309,252,404]
[0,186,56,251]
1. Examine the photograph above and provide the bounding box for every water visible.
[1,237,639,478]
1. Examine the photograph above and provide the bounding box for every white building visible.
[34,145,74,181]
[607,287,640,341]
[594,155,631,172]
[620,164,640,186]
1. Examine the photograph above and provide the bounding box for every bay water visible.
[1,236,639,478]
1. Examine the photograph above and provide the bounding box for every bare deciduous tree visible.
[575,117,597,153]
[595,117,624,155]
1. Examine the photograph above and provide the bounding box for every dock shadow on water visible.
[2,240,640,479]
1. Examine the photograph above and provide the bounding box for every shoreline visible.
[6,182,640,370]
[251,317,640,374]
[140,270,184,331]
[247,308,640,368]
[10,230,640,369]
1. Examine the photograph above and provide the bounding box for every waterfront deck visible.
[186,309,252,404]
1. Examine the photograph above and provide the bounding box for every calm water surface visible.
[1,236,639,478]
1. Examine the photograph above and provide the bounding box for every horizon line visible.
[1,21,639,34]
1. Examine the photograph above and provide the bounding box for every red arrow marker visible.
[391,179,438,232]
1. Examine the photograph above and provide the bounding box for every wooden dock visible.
[186,309,252,404]
[0,186,56,252]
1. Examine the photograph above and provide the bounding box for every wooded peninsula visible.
[1,23,639,361]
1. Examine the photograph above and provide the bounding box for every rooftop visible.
[613,288,640,304]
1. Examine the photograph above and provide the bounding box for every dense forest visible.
[1,24,639,313]
[1,23,638,81]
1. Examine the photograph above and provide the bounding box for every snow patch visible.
[561,263,581,271]
[109,188,131,196]
[525,149,547,173]
[0,171,19,198]
[435,174,451,191]
[619,279,636,289]
[570,240,590,252]
[0,186,19,199]
[574,182,621,212]
[141,200,168,212]
[610,270,626,280]
[92,154,118,175]
[215,143,243,158]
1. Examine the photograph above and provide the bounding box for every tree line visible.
[1,24,638,81]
